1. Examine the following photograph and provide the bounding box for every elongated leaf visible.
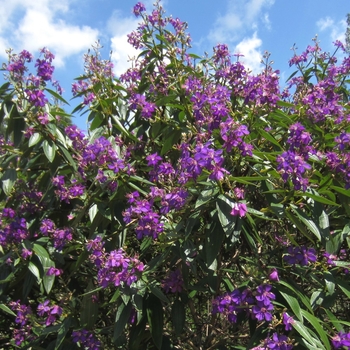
[302,191,339,206]
[42,139,56,163]
[0,303,16,316]
[147,294,163,349]
[280,291,303,321]
[216,195,238,238]
[80,281,99,329]
[45,88,70,105]
[1,168,17,196]
[293,320,325,350]
[55,317,71,350]
[300,309,331,350]
[28,261,42,283]
[290,206,320,242]
[171,300,185,336]
[113,301,132,344]
[29,132,42,147]
[149,285,170,304]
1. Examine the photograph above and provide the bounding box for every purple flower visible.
[252,302,274,322]
[72,329,101,349]
[47,267,62,276]
[282,312,294,331]
[332,332,350,349]
[133,2,146,16]
[268,268,279,282]
[25,89,48,107]
[255,284,276,306]
[230,202,247,218]
[284,246,317,266]
[266,333,293,350]
[162,269,184,293]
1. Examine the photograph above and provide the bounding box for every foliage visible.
[1,2,350,349]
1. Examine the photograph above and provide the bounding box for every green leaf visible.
[171,299,185,336]
[29,132,42,147]
[300,309,331,350]
[196,184,219,208]
[33,244,50,259]
[28,261,42,283]
[291,206,321,242]
[146,294,163,349]
[302,191,339,206]
[216,195,240,243]
[330,185,350,197]
[57,143,77,170]
[42,139,56,163]
[293,320,325,350]
[80,281,99,329]
[280,291,303,321]
[55,317,72,350]
[1,168,17,196]
[113,301,132,344]
[149,285,170,304]
[0,303,16,316]
[45,88,70,105]
[161,129,181,155]
[204,219,225,268]
[258,129,283,150]
[323,271,335,295]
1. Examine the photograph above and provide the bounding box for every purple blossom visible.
[252,302,274,322]
[162,269,184,293]
[283,312,295,331]
[284,246,317,266]
[25,89,48,107]
[268,268,279,282]
[230,202,247,218]
[133,2,146,17]
[332,332,350,349]
[72,329,101,350]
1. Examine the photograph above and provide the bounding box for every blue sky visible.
[0,0,349,130]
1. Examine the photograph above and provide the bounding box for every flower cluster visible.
[0,208,29,247]
[37,300,62,326]
[52,175,85,203]
[283,245,317,266]
[72,329,101,350]
[220,118,253,156]
[178,141,229,183]
[39,218,73,250]
[86,237,144,288]
[162,269,184,293]
[252,333,293,350]
[129,93,156,119]
[212,284,275,323]
[9,301,35,346]
[332,331,350,349]
[123,192,164,239]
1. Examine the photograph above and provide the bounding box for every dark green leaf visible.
[146,294,163,349]
[1,168,17,196]
[55,317,72,350]
[113,301,132,344]
[45,88,70,105]
[171,299,185,336]
[42,139,56,163]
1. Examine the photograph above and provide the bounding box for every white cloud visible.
[317,17,347,48]
[208,0,274,45]
[206,0,274,73]
[234,32,263,73]
[107,11,140,77]
[0,0,99,67]
[316,17,334,31]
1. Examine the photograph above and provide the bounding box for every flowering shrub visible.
[1,2,350,349]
